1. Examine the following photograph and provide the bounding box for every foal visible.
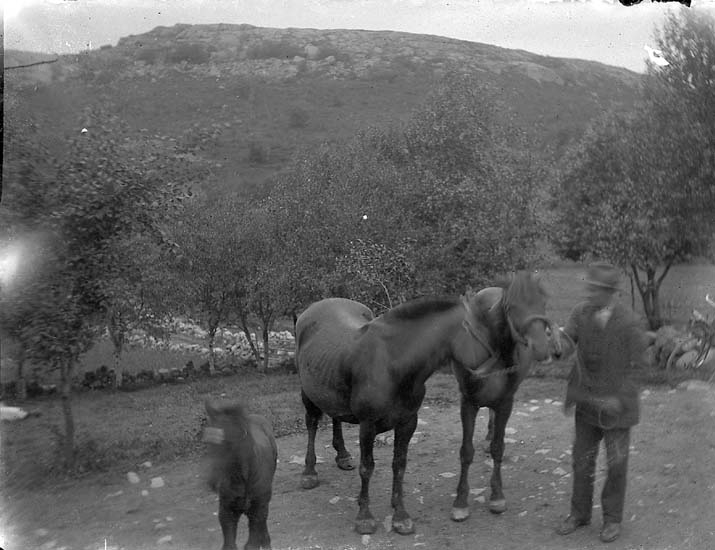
[204,401,278,550]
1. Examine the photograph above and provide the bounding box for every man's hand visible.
[594,396,622,415]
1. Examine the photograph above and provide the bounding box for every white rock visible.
[329,496,340,504]
[475,495,486,503]
[528,406,540,412]
[39,540,57,550]
[157,535,172,545]
[361,534,370,546]
[150,477,165,488]
[469,487,487,496]
[553,467,568,476]
[141,490,149,496]
[127,472,140,484]
[141,461,153,468]
[535,449,550,454]
[439,472,456,478]
[505,427,517,435]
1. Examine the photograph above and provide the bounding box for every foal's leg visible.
[451,397,478,522]
[391,414,418,534]
[301,390,322,489]
[245,498,271,550]
[355,421,378,534]
[332,419,355,470]
[488,399,514,514]
[218,493,241,550]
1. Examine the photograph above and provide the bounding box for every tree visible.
[168,196,247,374]
[553,9,715,329]
[1,107,195,467]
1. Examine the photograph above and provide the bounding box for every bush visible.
[167,42,211,65]
[247,140,270,164]
[135,47,162,65]
[246,40,304,60]
[287,106,310,128]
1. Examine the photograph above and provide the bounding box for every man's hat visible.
[585,262,621,290]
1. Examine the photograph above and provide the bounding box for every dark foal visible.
[204,401,278,550]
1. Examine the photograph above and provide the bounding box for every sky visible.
[2,0,715,73]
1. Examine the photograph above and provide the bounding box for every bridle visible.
[460,293,562,377]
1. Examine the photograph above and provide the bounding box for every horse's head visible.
[498,271,562,362]
[203,400,250,491]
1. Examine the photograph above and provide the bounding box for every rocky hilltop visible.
[6,24,642,196]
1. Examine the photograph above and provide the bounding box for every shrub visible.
[247,140,270,164]
[167,42,211,65]
[135,47,162,65]
[246,40,303,60]
[287,107,310,129]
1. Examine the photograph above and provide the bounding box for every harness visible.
[460,296,556,379]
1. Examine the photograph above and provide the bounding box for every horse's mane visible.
[497,270,548,308]
[383,296,460,321]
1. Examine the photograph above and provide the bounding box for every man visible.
[556,262,647,544]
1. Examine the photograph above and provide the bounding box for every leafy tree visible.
[0,107,195,467]
[168,196,247,374]
[553,9,715,329]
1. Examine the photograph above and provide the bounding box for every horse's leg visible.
[391,414,418,534]
[488,399,514,514]
[301,390,322,490]
[451,397,478,522]
[332,418,355,470]
[486,409,495,441]
[355,420,378,534]
[218,493,241,550]
[244,498,271,550]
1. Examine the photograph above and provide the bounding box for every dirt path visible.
[3,381,715,550]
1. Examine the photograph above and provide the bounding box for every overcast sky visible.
[3,0,715,72]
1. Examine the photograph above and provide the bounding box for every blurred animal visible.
[204,401,277,550]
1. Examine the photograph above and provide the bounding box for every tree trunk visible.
[208,327,217,375]
[108,312,125,390]
[16,347,27,401]
[112,344,123,389]
[240,315,261,365]
[630,263,672,330]
[59,358,76,470]
[261,325,270,373]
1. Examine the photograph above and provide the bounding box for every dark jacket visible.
[563,301,647,428]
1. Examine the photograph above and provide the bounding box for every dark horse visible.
[295,271,559,535]
[450,272,562,522]
[204,400,278,550]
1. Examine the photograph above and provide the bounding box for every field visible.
[1,263,714,549]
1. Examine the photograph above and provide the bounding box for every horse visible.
[450,272,562,522]
[294,270,560,535]
[203,400,278,550]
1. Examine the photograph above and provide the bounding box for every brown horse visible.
[204,401,278,550]
[450,272,562,522]
[295,271,559,535]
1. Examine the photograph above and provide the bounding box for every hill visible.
[4,24,642,198]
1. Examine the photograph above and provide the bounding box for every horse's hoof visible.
[392,516,415,535]
[354,518,378,534]
[489,498,507,514]
[300,475,319,490]
[451,507,470,522]
[335,455,355,470]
